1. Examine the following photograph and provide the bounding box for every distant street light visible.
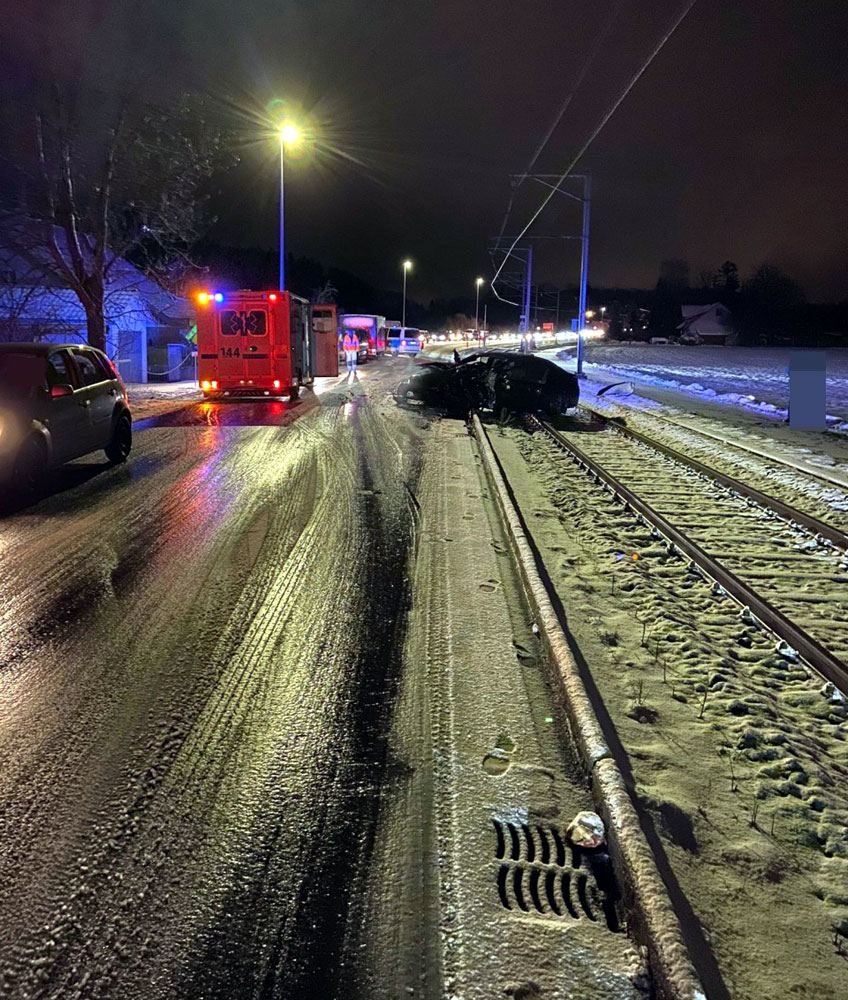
[475,277,485,344]
[402,259,412,331]
[278,123,302,290]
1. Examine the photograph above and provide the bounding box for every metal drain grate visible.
[493,819,621,931]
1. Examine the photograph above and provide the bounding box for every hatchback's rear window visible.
[0,352,47,398]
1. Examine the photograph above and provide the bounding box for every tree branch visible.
[58,137,87,287]
[35,114,83,296]
[93,104,125,280]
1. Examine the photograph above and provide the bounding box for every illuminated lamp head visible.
[214,293,224,303]
[281,124,300,146]
[198,292,209,304]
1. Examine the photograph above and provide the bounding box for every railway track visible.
[528,413,848,693]
[578,398,848,536]
[474,410,848,999]
[582,391,848,482]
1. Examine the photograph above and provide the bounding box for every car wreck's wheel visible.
[14,437,47,499]
[105,413,132,464]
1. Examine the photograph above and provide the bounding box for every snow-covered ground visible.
[492,424,848,1000]
[124,379,201,400]
[554,345,848,433]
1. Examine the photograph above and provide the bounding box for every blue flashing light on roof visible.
[214,293,224,303]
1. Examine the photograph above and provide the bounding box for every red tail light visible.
[273,379,281,389]
[211,380,218,390]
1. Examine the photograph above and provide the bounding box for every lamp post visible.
[279,123,301,290]
[402,259,412,331]
[475,277,484,343]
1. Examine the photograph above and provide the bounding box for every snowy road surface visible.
[0,360,642,999]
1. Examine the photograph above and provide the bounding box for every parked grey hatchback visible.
[0,343,132,496]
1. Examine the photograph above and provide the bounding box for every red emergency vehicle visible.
[196,290,313,398]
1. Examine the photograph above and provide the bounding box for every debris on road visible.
[566,811,607,849]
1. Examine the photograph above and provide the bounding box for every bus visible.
[196,289,312,398]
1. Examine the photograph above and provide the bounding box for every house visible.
[676,303,735,345]
[0,227,194,383]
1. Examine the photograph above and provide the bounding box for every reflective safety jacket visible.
[342,332,360,352]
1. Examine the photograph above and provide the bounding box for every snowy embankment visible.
[553,345,848,434]
[125,380,202,421]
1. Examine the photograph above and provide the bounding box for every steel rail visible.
[580,399,848,492]
[579,408,848,550]
[532,417,848,695]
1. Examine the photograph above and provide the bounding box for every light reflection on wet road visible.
[0,362,430,999]
[134,396,315,429]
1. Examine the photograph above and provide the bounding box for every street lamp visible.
[475,277,484,342]
[279,123,301,290]
[402,259,412,331]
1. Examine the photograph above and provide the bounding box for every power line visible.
[491,0,624,269]
[514,0,626,188]
[491,0,699,298]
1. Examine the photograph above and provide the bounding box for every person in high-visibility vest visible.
[342,329,360,375]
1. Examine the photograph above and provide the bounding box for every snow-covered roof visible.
[0,219,190,324]
[677,303,732,336]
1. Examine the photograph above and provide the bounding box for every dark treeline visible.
[633,259,848,347]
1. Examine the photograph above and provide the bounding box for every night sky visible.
[4,1,848,302]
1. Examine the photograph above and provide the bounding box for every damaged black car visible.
[394,349,579,417]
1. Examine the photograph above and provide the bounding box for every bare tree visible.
[4,88,231,352]
[313,281,339,305]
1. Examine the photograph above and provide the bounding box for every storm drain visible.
[493,819,621,932]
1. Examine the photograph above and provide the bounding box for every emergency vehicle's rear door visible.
[311,306,338,376]
[242,305,272,384]
[218,307,248,383]
[289,299,312,384]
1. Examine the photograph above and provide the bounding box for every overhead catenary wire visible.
[490,0,699,303]
[490,0,625,307]
[495,0,625,240]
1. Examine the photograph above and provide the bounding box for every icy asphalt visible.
[0,359,644,1000]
